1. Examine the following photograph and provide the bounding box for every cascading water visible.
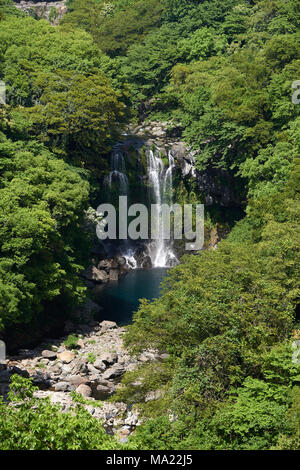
[105,145,135,266]
[106,147,129,195]
[147,149,178,268]
[103,141,180,269]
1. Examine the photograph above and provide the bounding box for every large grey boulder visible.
[100,320,117,332]
[67,375,89,387]
[54,381,74,392]
[83,266,109,283]
[99,352,118,366]
[76,384,92,398]
[41,350,57,360]
[58,351,75,364]
[102,364,125,380]
[93,359,106,371]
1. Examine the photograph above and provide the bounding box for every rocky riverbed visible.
[0,319,166,441]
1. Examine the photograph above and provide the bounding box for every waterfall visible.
[124,250,138,270]
[102,141,179,270]
[106,147,129,195]
[147,149,178,268]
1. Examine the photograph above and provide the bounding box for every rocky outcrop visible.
[1,319,167,439]
[129,121,244,208]
[14,1,67,25]
[83,257,132,286]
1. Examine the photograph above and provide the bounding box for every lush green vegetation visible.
[0,375,120,450]
[0,0,299,451]
[0,2,129,332]
[120,156,300,449]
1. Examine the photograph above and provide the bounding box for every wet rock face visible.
[128,121,243,208]
[83,257,131,286]
[196,166,243,208]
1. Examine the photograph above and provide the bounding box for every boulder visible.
[116,256,126,266]
[151,127,165,137]
[102,364,125,380]
[109,269,119,282]
[141,256,152,270]
[58,351,75,364]
[84,266,109,283]
[41,350,57,360]
[171,142,186,162]
[87,363,100,375]
[70,358,87,375]
[48,364,61,375]
[95,384,115,398]
[98,259,111,269]
[54,381,73,392]
[124,413,139,427]
[93,359,106,371]
[76,384,92,398]
[100,321,117,331]
[77,299,101,321]
[99,352,118,366]
[67,375,89,387]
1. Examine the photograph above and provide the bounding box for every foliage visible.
[63,334,79,350]
[1,0,300,452]
[0,114,90,330]
[0,375,119,450]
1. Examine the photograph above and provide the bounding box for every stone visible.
[171,142,186,162]
[159,353,170,360]
[93,359,106,371]
[124,413,139,427]
[87,363,100,375]
[100,320,117,331]
[116,256,126,266]
[95,384,115,399]
[99,352,118,366]
[145,390,164,403]
[76,384,92,398]
[54,381,73,392]
[58,351,75,364]
[49,364,62,374]
[109,269,119,282]
[83,266,109,283]
[121,427,131,436]
[41,350,57,360]
[151,126,165,137]
[141,256,152,270]
[67,375,89,387]
[96,384,113,394]
[102,364,125,380]
[98,259,111,269]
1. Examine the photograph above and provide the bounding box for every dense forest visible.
[0,0,299,451]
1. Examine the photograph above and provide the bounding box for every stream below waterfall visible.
[93,268,168,325]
